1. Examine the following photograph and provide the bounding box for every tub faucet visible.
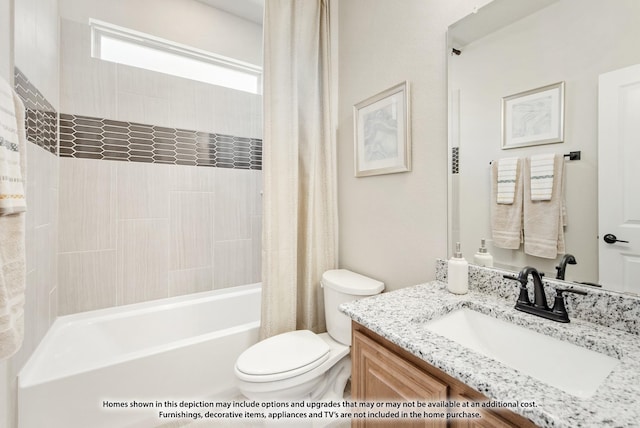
[504,266,587,323]
[555,254,577,280]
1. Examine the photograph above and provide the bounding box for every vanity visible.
[341,261,640,427]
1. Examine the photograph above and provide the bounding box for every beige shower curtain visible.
[260,0,338,339]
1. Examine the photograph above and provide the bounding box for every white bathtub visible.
[18,283,261,428]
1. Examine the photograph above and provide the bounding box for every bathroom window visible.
[90,19,262,94]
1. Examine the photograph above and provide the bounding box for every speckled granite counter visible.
[340,262,640,428]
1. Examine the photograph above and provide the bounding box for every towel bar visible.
[489,151,581,165]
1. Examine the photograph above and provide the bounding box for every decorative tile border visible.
[59,113,262,170]
[14,67,58,154]
[451,147,459,174]
[13,67,262,170]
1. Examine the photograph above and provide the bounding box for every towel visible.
[0,79,27,216]
[530,153,555,201]
[523,154,566,259]
[0,76,27,361]
[491,158,523,249]
[496,157,519,204]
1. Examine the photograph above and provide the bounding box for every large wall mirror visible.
[447,0,640,293]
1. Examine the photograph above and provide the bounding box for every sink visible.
[424,308,619,398]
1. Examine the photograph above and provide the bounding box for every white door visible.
[598,64,640,294]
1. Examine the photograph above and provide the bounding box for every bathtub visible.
[18,283,261,428]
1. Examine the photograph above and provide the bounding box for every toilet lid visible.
[235,330,330,382]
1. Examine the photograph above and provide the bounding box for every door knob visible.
[603,233,629,244]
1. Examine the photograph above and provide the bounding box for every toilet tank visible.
[321,269,384,345]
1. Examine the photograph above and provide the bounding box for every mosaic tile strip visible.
[451,146,459,174]
[14,67,58,154]
[59,113,262,170]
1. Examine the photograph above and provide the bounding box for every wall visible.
[0,0,10,80]
[337,0,488,291]
[2,0,60,425]
[0,1,12,425]
[452,0,640,282]
[57,0,263,315]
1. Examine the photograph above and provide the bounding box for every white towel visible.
[496,157,519,204]
[0,76,27,361]
[530,153,555,201]
[0,78,26,215]
[491,159,523,249]
[523,154,566,259]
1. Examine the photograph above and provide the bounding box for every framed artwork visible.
[502,81,564,149]
[353,81,411,177]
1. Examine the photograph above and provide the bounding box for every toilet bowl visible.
[234,269,384,401]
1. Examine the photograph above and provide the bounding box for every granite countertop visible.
[340,279,640,428]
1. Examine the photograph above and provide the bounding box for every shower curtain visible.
[260,0,338,339]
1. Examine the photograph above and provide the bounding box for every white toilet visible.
[234,269,384,401]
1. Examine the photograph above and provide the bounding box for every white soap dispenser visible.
[473,239,494,267]
[447,242,469,295]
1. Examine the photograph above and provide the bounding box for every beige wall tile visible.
[170,164,216,192]
[168,267,214,297]
[25,144,37,274]
[214,239,253,289]
[117,219,169,305]
[59,19,117,117]
[34,225,55,339]
[215,168,253,241]
[117,64,171,99]
[33,146,56,227]
[58,157,115,252]
[116,161,170,219]
[169,192,214,270]
[251,215,262,283]
[58,250,117,315]
[168,79,198,132]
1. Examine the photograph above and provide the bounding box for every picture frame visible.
[501,81,565,149]
[353,81,411,177]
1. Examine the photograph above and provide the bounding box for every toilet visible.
[234,269,384,401]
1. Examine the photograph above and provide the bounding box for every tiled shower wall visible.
[58,18,263,315]
[4,0,60,426]
[58,158,262,314]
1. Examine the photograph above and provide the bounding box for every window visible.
[90,19,262,94]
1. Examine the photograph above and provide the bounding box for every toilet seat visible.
[235,330,330,382]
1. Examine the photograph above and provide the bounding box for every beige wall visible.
[0,0,11,81]
[337,0,485,290]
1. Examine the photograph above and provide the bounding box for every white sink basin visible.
[424,308,619,398]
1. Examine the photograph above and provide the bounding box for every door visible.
[598,64,640,293]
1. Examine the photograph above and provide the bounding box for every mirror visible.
[447,0,640,290]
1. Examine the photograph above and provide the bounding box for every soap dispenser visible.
[447,242,469,295]
[473,239,494,267]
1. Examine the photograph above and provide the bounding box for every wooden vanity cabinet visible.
[351,322,538,428]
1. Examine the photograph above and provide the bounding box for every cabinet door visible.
[352,330,447,428]
[448,391,521,428]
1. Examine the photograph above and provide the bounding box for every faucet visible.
[555,254,577,280]
[504,266,587,323]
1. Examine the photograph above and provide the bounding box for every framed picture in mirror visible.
[502,81,564,149]
[353,81,411,177]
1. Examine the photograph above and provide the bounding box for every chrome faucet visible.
[555,254,577,280]
[504,266,587,323]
